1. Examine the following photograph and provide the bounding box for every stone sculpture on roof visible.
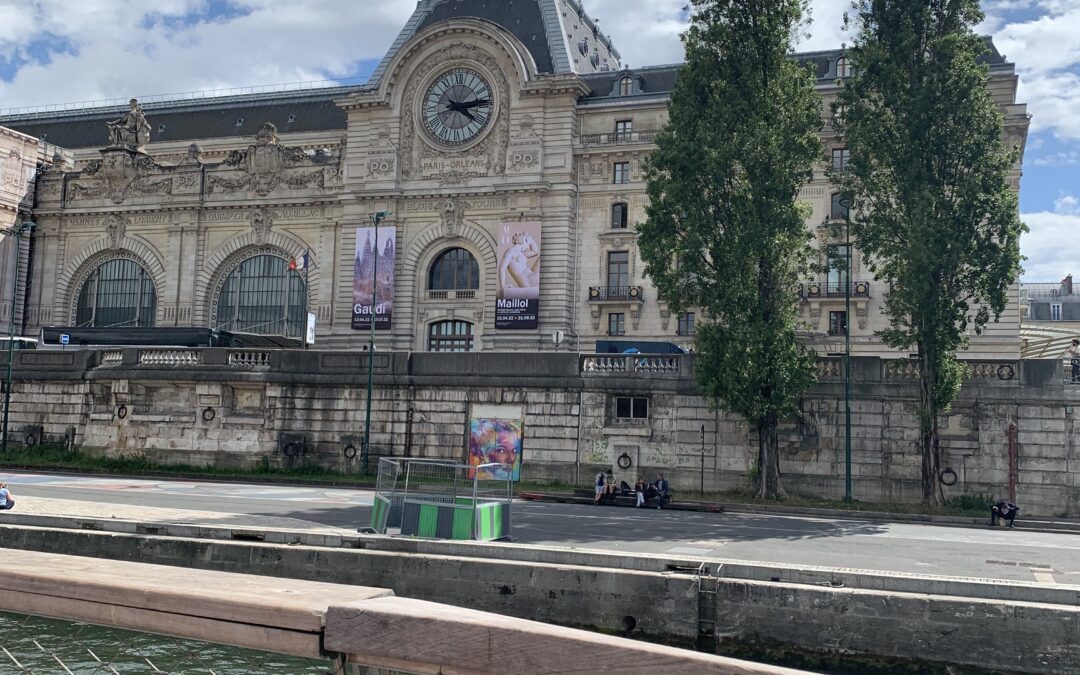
[106,98,152,152]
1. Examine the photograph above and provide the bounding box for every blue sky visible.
[0,0,1074,281]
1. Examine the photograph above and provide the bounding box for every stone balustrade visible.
[137,350,201,367]
[581,354,681,375]
[227,351,272,368]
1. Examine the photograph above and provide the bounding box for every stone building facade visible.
[0,126,40,334]
[0,0,1030,356]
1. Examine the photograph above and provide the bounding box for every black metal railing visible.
[588,286,644,302]
[580,130,660,146]
[803,281,870,299]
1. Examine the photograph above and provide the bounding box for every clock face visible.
[422,68,494,146]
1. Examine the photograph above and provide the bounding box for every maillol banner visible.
[352,225,396,330]
[495,221,541,329]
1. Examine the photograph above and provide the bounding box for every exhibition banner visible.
[352,226,396,330]
[495,221,541,329]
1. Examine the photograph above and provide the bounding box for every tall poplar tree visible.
[639,0,821,500]
[833,1,1025,504]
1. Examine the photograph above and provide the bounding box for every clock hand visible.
[459,99,491,109]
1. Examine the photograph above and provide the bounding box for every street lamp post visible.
[700,423,705,496]
[361,211,390,475]
[839,197,853,503]
[1,220,35,454]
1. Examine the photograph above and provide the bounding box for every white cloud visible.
[1054,193,1080,215]
[1021,211,1080,280]
[0,0,416,109]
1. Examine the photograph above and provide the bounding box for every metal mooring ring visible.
[939,468,958,486]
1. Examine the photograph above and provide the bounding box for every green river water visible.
[0,612,331,674]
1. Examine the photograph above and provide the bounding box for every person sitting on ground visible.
[635,477,647,507]
[593,470,605,505]
[0,482,14,511]
[990,500,1019,528]
[654,473,670,510]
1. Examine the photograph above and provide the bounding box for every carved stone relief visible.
[206,122,333,196]
[104,214,127,249]
[250,208,273,243]
[440,197,471,237]
[68,150,173,205]
[364,127,398,180]
[507,114,542,174]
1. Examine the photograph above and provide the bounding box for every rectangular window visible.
[615,396,649,420]
[611,202,628,229]
[678,312,695,336]
[830,193,849,221]
[829,310,848,336]
[827,245,851,294]
[1051,303,1063,321]
[832,148,850,173]
[608,312,626,336]
[614,119,632,142]
[607,251,630,290]
[613,161,630,184]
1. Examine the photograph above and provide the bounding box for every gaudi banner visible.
[495,221,541,329]
[352,226,396,330]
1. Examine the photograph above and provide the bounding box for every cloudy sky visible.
[0,0,1074,282]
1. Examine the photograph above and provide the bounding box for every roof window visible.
[235,117,245,127]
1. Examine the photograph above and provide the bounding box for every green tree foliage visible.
[639,0,822,500]
[833,1,1025,504]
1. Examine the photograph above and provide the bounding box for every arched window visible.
[619,76,634,96]
[214,254,306,337]
[428,248,480,290]
[428,320,474,352]
[836,56,851,78]
[611,202,628,229]
[76,259,156,328]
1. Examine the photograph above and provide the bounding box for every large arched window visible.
[214,254,306,337]
[618,76,634,97]
[76,259,156,328]
[428,248,480,291]
[428,320,474,352]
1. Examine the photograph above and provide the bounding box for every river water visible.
[0,611,332,674]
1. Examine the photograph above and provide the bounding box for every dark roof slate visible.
[1,94,348,150]
[418,0,554,74]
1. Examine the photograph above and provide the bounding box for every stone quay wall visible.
[5,349,1078,515]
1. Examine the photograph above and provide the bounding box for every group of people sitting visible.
[594,470,669,509]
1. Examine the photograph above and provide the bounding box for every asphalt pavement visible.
[6,471,1080,585]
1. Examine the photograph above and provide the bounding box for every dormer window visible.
[837,56,852,78]
[619,76,634,97]
[579,39,589,56]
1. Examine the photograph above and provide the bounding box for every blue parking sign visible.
[60,333,69,346]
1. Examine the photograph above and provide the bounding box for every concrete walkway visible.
[9,495,354,532]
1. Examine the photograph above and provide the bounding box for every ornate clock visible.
[422,68,494,147]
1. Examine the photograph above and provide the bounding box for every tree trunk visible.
[756,416,786,500]
[918,355,945,506]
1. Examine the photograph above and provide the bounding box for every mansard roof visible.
[0,88,350,151]
[365,0,622,88]
[0,32,1014,148]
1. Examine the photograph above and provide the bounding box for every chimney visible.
[1062,275,1073,296]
